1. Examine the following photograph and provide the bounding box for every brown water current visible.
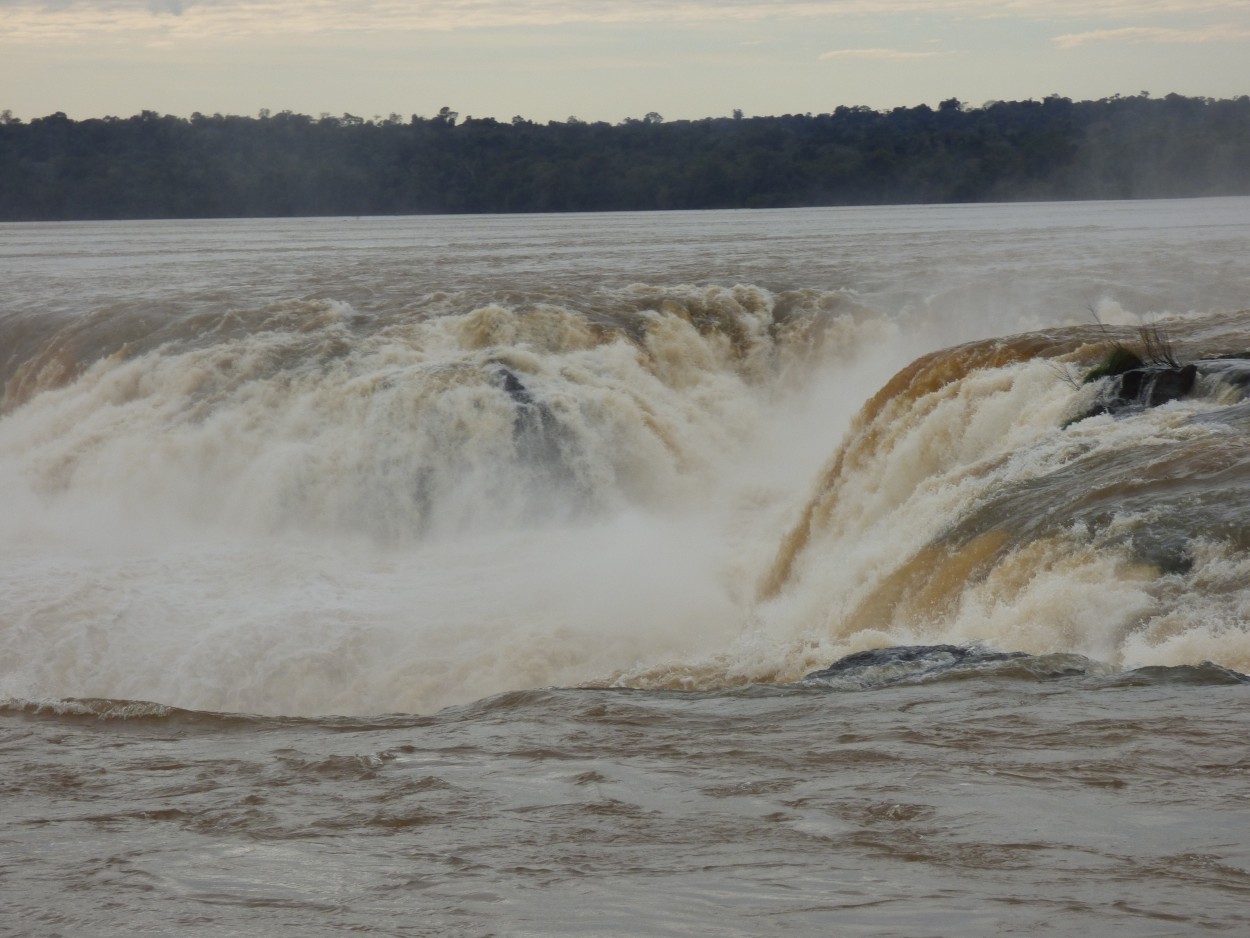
[4,202,1250,934]
[5,673,1250,937]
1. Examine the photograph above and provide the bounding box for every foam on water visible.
[4,206,1250,716]
[617,316,1250,691]
[1,283,911,714]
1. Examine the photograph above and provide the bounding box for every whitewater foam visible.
[4,207,1250,715]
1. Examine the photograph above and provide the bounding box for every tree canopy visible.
[1,94,1248,220]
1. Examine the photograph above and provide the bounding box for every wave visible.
[0,695,441,732]
[3,288,1250,715]
[0,284,889,538]
[612,313,1250,690]
[6,646,1245,732]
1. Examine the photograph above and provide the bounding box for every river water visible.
[3,200,1250,935]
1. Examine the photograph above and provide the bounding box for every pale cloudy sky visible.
[2,0,1249,121]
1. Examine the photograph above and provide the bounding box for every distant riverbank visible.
[2,93,1248,221]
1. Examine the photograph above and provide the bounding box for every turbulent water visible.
[4,201,1250,935]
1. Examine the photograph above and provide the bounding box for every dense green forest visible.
[1,94,1249,220]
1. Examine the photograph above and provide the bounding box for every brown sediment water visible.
[3,201,1250,935]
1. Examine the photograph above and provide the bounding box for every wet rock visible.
[802,646,1250,689]
[802,644,1029,688]
[495,366,534,406]
[1130,362,1196,407]
[491,366,579,494]
[1082,362,1198,419]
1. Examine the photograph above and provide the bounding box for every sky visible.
[3,0,1249,123]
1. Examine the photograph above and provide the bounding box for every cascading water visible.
[5,205,1250,938]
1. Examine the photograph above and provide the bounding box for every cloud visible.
[4,0,1250,44]
[1054,24,1250,48]
[820,48,949,60]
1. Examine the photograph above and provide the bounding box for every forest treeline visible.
[2,94,1249,220]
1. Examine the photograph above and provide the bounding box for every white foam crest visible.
[943,538,1159,663]
[610,356,1096,688]
[1,304,706,540]
[5,290,898,537]
[0,291,906,714]
[771,359,1077,614]
[705,350,1250,685]
[1120,540,1250,673]
[7,291,1248,712]
[0,514,750,715]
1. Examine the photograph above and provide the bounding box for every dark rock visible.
[1145,363,1197,406]
[491,366,578,492]
[1080,362,1199,420]
[496,367,534,406]
[805,646,1250,689]
[802,644,1030,688]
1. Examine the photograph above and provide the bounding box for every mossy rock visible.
[1084,346,1144,384]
